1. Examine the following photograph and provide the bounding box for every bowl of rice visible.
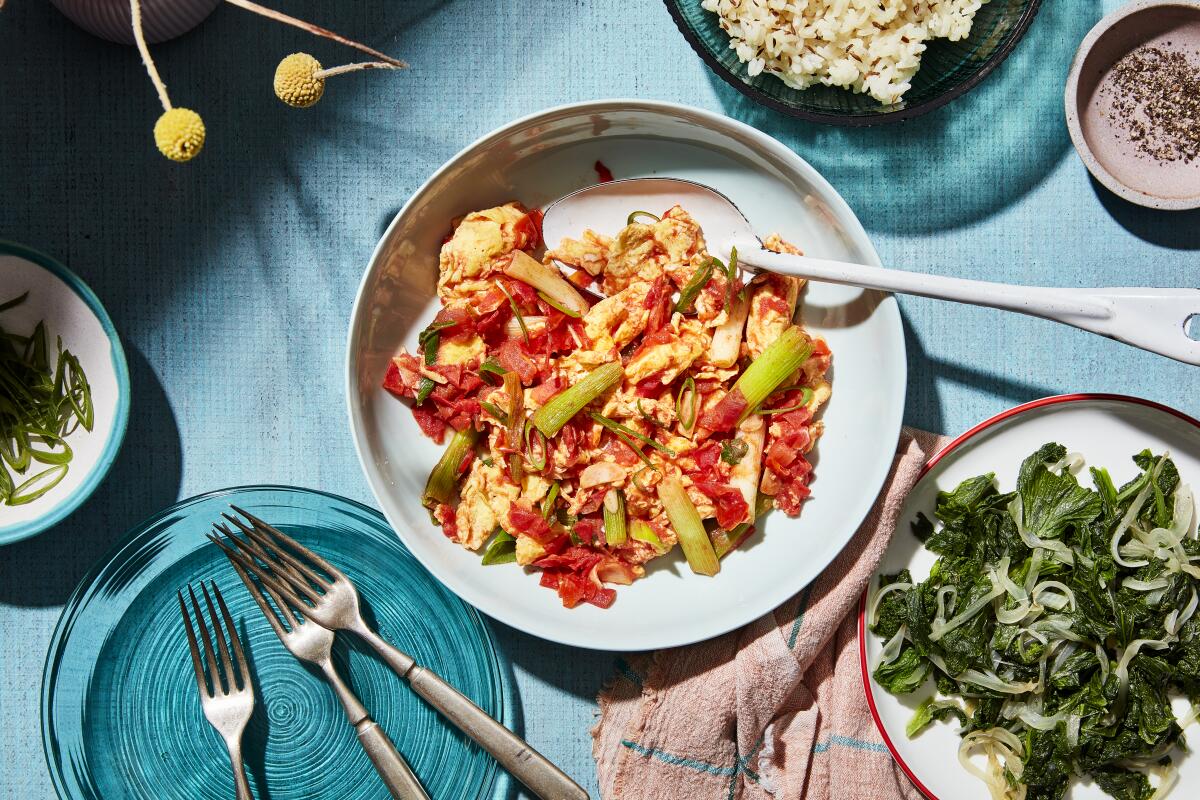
[665,0,1043,125]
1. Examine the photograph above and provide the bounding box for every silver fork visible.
[213,506,590,800]
[179,582,254,800]
[222,547,429,800]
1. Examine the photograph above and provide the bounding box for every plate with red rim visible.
[859,394,1200,799]
[346,100,907,651]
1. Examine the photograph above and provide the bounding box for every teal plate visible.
[42,486,515,800]
[663,0,1042,125]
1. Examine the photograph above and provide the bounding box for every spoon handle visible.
[730,236,1200,366]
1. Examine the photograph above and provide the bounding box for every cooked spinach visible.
[868,443,1199,800]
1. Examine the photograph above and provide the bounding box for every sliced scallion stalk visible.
[415,377,436,405]
[481,528,517,565]
[422,426,480,508]
[7,463,68,506]
[673,257,717,314]
[504,372,525,484]
[537,291,583,319]
[524,419,548,471]
[542,481,560,520]
[589,412,675,457]
[530,362,622,438]
[676,375,697,433]
[730,326,812,425]
[603,489,627,546]
[659,476,719,576]
[479,357,508,384]
[631,519,669,554]
[480,401,509,425]
[758,387,814,415]
[495,281,530,344]
[627,211,660,225]
[503,250,590,316]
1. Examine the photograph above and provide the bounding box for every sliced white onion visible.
[1124,576,1171,592]
[879,625,907,665]
[1048,452,1085,476]
[1111,468,1159,568]
[1009,497,1075,565]
[960,668,1038,695]
[958,728,1028,800]
[867,580,913,627]
[1115,638,1171,713]
[1023,548,1044,595]
[1032,580,1076,612]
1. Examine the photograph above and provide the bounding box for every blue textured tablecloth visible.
[1,1,1196,797]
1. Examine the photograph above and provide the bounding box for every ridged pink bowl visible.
[49,0,222,44]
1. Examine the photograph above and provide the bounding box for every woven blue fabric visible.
[1,1,1196,797]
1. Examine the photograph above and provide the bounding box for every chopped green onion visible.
[481,455,494,467]
[495,281,530,344]
[524,419,548,471]
[603,489,627,546]
[0,292,29,313]
[479,358,508,384]
[537,291,583,319]
[675,376,697,433]
[725,247,739,308]
[673,257,717,314]
[589,412,675,457]
[481,528,517,565]
[423,426,480,508]
[542,481,560,520]
[720,438,748,466]
[480,401,509,425]
[530,362,623,438]
[504,372,525,484]
[503,250,590,316]
[415,377,436,405]
[626,211,660,225]
[758,387,815,416]
[631,519,669,554]
[631,467,653,493]
[636,398,663,427]
[6,463,67,506]
[731,327,812,425]
[658,477,719,576]
[418,320,456,366]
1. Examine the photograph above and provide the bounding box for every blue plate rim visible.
[0,239,131,545]
[661,0,1045,126]
[40,484,517,800]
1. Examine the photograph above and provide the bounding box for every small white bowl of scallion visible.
[0,242,129,544]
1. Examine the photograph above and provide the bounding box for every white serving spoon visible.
[540,178,1200,366]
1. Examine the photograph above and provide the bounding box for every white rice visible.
[700,0,989,105]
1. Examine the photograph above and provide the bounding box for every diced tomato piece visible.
[412,405,447,442]
[431,306,475,341]
[633,375,665,398]
[573,517,603,545]
[577,487,606,516]
[508,504,554,542]
[502,276,540,312]
[644,275,673,334]
[756,293,792,318]
[497,339,540,385]
[693,480,750,529]
[594,160,614,183]
[533,546,619,609]
[601,434,640,467]
[383,361,408,399]
[433,503,457,540]
[566,268,594,289]
[512,208,543,250]
[692,441,723,474]
[531,376,564,405]
[699,390,747,433]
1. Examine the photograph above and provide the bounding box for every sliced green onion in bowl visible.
[481,528,517,565]
[589,412,675,457]
[626,211,660,225]
[673,257,717,314]
[676,375,697,433]
[658,476,719,576]
[422,426,480,508]
[603,489,627,546]
[530,362,623,438]
[495,281,530,344]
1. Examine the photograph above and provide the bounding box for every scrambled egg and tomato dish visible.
[384,202,831,609]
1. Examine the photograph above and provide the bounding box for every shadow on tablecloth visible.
[706,0,1104,235]
[0,347,182,607]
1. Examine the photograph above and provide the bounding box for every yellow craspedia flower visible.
[274,53,325,108]
[153,107,205,162]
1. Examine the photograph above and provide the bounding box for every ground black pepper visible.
[1100,43,1200,165]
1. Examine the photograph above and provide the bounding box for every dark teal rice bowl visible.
[664,0,1043,125]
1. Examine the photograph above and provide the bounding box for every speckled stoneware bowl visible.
[49,0,222,44]
[1065,0,1200,210]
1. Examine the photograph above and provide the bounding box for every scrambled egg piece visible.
[583,281,650,355]
[437,333,485,365]
[515,534,546,566]
[546,230,611,276]
[745,275,801,359]
[454,460,520,550]
[438,203,527,302]
[624,317,707,385]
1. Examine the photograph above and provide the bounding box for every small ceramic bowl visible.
[1065,0,1200,210]
[0,242,130,545]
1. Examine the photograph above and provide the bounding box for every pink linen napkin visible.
[592,427,949,800]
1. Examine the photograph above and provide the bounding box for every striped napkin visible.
[592,428,947,800]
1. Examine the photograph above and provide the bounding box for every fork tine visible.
[216,521,325,603]
[224,512,332,591]
[231,504,343,578]
[210,531,315,609]
[188,585,222,696]
[226,552,292,641]
[210,581,247,689]
[200,582,235,695]
[178,589,210,697]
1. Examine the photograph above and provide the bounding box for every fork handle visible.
[408,665,590,800]
[226,741,252,800]
[356,720,431,800]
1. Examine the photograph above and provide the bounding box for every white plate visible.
[0,243,129,544]
[861,394,1200,799]
[346,100,906,651]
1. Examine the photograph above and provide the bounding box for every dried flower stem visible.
[129,0,172,112]
[223,0,407,68]
[314,61,402,80]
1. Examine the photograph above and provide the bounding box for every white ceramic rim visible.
[1063,0,1200,211]
[345,98,907,649]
